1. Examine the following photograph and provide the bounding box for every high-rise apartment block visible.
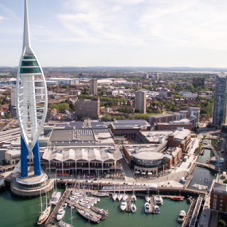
[90,78,97,95]
[213,73,227,126]
[135,90,147,114]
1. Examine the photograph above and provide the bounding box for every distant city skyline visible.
[1,0,227,67]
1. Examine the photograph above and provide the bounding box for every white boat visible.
[62,203,68,209]
[154,196,163,205]
[145,195,150,202]
[178,210,186,222]
[144,202,151,213]
[37,190,51,225]
[58,220,73,227]
[56,207,66,221]
[131,194,137,202]
[50,192,61,206]
[117,193,123,201]
[122,194,128,201]
[112,193,118,201]
[154,205,160,214]
[120,200,127,211]
[131,203,137,213]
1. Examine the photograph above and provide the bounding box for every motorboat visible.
[56,207,66,221]
[170,196,184,201]
[58,220,73,227]
[91,192,109,197]
[131,194,137,202]
[76,208,100,223]
[154,196,163,205]
[50,192,61,205]
[144,202,151,213]
[122,194,128,201]
[120,200,127,211]
[37,206,51,225]
[145,195,150,202]
[154,205,160,214]
[178,210,186,222]
[112,192,118,201]
[91,206,108,220]
[131,203,137,213]
[117,193,123,201]
[62,203,67,209]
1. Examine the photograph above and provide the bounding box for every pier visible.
[126,196,131,212]
[45,188,72,226]
[188,195,203,227]
[182,198,196,227]
[149,196,154,213]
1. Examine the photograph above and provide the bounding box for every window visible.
[220,204,223,207]
[220,208,222,211]
[220,200,223,202]
[214,195,217,198]
[213,205,216,209]
[221,196,223,198]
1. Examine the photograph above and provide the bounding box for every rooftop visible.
[111,120,150,130]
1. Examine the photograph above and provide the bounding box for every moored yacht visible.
[131,203,137,213]
[154,196,163,205]
[56,207,66,221]
[178,210,186,222]
[145,195,150,202]
[154,205,160,214]
[122,193,128,201]
[144,202,151,213]
[37,206,51,225]
[112,192,118,201]
[50,192,61,206]
[131,194,137,202]
[120,200,127,211]
[117,193,123,201]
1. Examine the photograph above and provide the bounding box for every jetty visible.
[182,198,196,227]
[45,188,72,226]
[149,196,154,213]
[126,196,131,212]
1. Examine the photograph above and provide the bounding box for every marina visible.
[0,187,191,227]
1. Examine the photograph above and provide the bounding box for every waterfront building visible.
[42,146,122,176]
[213,72,227,126]
[135,90,147,114]
[210,181,227,212]
[75,98,100,119]
[168,128,191,152]
[90,78,98,95]
[122,143,170,175]
[110,119,150,138]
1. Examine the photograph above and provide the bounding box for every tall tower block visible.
[16,0,48,178]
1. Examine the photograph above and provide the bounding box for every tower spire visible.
[23,0,31,52]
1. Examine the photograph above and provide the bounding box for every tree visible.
[49,104,59,112]
[218,220,226,227]
[69,103,75,111]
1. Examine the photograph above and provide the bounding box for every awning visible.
[141,171,146,175]
[135,171,140,174]
[148,172,152,175]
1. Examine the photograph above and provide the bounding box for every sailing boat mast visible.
[39,190,43,213]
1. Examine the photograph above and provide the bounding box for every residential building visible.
[213,73,227,126]
[149,107,200,126]
[210,181,227,212]
[135,90,147,114]
[90,78,98,95]
[75,98,100,119]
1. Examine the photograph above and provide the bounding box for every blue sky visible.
[1,0,227,67]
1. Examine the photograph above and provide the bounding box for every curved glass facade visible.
[131,156,163,168]
[21,61,38,66]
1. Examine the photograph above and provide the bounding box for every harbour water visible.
[197,148,214,164]
[0,189,190,227]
